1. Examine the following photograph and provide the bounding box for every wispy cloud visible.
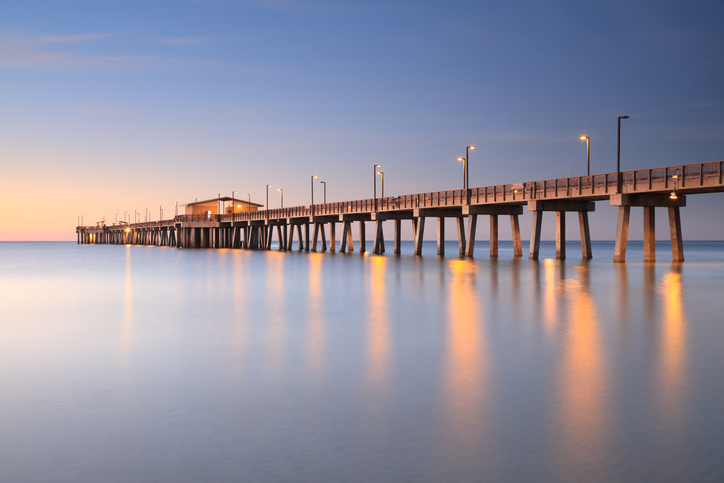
[0,32,157,70]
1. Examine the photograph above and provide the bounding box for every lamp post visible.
[232,191,237,219]
[160,205,163,221]
[246,193,251,212]
[320,181,326,204]
[175,202,178,217]
[135,210,137,224]
[377,171,384,198]
[457,157,465,190]
[115,213,118,225]
[278,188,284,208]
[217,193,224,216]
[311,175,318,215]
[617,116,629,193]
[465,145,475,202]
[373,164,381,211]
[580,135,590,176]
[124,211,128,223]
[266,185,272,217]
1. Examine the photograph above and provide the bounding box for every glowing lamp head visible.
[313,175,318,178]
[580,136,588,140]
[670,191,678,200]
[469,145,475,150]
[458,157,464,162]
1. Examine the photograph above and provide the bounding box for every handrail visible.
[78,160,723,231]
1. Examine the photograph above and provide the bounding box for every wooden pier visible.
[77,161,724,262]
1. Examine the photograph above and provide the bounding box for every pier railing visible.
[80,160,723,231]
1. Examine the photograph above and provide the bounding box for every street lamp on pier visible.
[580,135,590,176]
[124,211,128,223]
[465,145,475,201]
[278,188,284,208]
[457,157,465,190]
[311,175,318,214]
[232,191,237,218]
[320,181,326,204]
[115,213,118,225]
[373,164,381,211]
[246,193,251,213]
[266,185,272,217]
[377,171,384,198]
[617,116,629,193]
[160,205,163,221]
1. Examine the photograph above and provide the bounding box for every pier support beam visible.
[359,221,366,253]
[490,215,498,258]
[394,219,401,254]
[374,220,385,255]
[437,218,445,256]
[529,211,543,260]
[527,200,595,260]
[644,206,655,262]
[457,217,466,256]
[669,206,684,262]
[511,215,522,257]
[330,223,336,252]
[578,212,592,260]
[466,214,477,257]
[611,194,686,263]
[556,211,566,260]
[414,217,425,256]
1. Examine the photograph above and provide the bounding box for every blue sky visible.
[1,0,723,241]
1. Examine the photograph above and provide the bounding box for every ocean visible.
[1,240,723,482]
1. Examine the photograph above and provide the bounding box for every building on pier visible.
[184,197,263,216]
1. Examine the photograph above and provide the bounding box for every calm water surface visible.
[1,241,723,482]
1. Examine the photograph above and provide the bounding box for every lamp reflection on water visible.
[366,256,390,387]
[120,244,134,362]
[265,252,287,381]
[657,267,688,423]
[306,254,326,378]
[554,263,612,476]
[442,259,490,460]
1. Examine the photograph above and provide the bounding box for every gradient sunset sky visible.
[2,0,723,241]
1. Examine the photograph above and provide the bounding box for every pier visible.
[77,160,724,262]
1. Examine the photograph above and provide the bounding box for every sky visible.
[1,0,723,241]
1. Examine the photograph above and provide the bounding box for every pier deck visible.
[77,161,724,262]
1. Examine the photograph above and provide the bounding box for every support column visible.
[296,225,304,251]
[394,219,401,254]
[490,214,498,258]
[465,214,477,257]
[644,206,655,262]
[320,224,327,251]
[359,221,366,253]
[311,223,319,252]
[374,220,384,255]
[556,211,566,260]
[414,217,426,256]
[457,217,466,256]
[437,217,445,256]
[287,224,295,250]
[277,225,284,251]
[529,211,543,260]
[330,223,336,252]
[669,206,684,262]
[510,215,522,257]
[305,223,310,251]
[613,205,631,263]
[578,212,592,260]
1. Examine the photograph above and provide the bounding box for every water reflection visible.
[229,251,249,375]
[366,256,390,387]
[119,245,133,361]
[657,266,688,424]
[306,254,326,379]
[442,259,489,461]
[265,252,286,381]
[555,263,612,477]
